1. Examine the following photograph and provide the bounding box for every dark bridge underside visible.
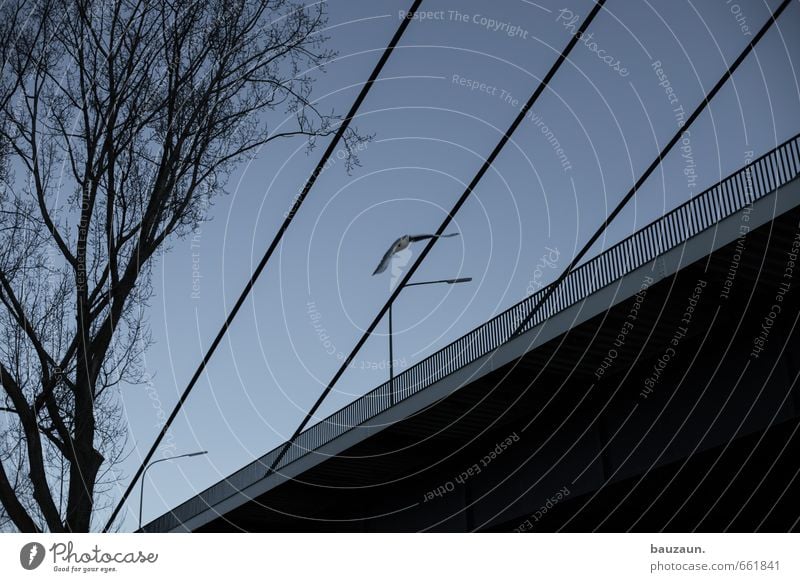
[199,206,800,532]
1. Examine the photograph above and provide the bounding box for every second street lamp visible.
[388,277,472,405]
[138,450,208,531]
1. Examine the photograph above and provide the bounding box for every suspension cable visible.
[105,0,425,532]
[510,0,792,339]
[265,0,609,477]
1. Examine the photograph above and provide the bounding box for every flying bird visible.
[372,233,459,275]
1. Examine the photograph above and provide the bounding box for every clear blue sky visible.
[114,0,800,531]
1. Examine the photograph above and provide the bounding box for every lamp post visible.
[389,277,472,405]
[138,450,208,531]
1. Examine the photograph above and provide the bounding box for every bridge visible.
[145,134,800,532]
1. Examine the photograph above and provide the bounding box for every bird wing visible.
[372,239,401,275]
[408,232,459,242]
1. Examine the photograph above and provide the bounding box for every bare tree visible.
[0,0,362,532]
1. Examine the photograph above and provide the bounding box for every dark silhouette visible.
[0,0,362,532]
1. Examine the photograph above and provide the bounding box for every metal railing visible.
[145,134,800,532]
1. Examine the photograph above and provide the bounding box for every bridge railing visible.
[145,134,800,532]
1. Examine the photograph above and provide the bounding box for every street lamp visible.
[138,450,208,530]
[388,277,472,405]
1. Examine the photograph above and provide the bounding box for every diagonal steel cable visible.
[105,0,425,532]
[265,0,609,478]
[509,0,792,339]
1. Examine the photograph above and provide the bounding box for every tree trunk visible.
[64,446,103,532]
